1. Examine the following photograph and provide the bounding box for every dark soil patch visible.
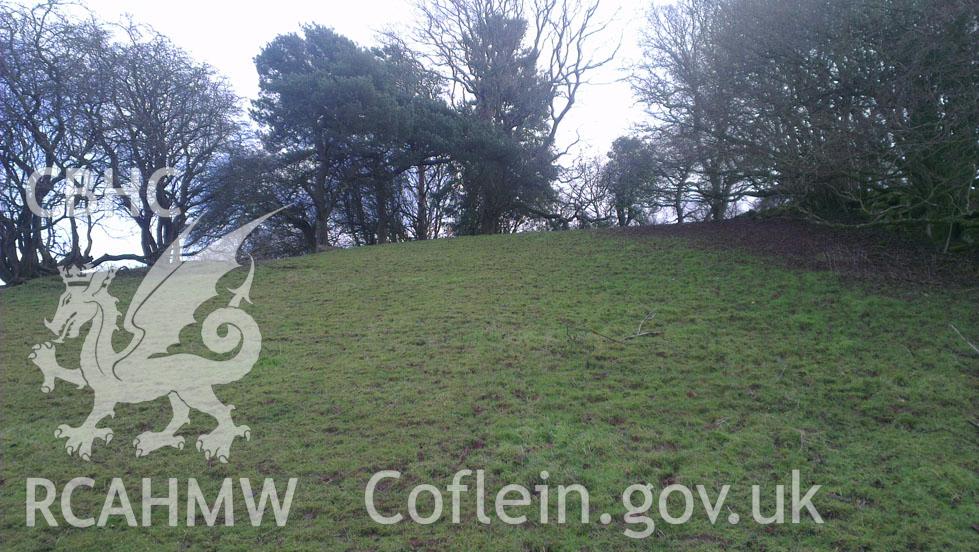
[613,218,979,289]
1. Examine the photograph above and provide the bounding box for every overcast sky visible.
[60,0,657,258]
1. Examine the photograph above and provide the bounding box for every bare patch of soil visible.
[613,218,979,289]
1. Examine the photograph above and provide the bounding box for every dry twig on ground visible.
[950,323,979,355]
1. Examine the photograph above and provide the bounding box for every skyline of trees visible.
[2,0,976,284]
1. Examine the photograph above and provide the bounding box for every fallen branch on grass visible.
[949,323,979,355]
[562,311,661,345]
[586,327,628,344]
[623,311,658,340]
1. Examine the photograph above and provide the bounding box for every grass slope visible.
[1,228,977,550]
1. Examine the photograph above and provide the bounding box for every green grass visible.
[1,228,977,550]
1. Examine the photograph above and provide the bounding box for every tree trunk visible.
[415,166,428,240]
[375,180,390,245]
[315,216,331,249]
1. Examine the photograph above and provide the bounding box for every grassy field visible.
[1,227,977,550]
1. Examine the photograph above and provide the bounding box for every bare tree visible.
[555,156,616,228]
[645,130,695,223]
[0,2,109,283]
[92,25,241,264]
[633,0,753,221]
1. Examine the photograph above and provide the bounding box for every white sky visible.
[57,0,658,259]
